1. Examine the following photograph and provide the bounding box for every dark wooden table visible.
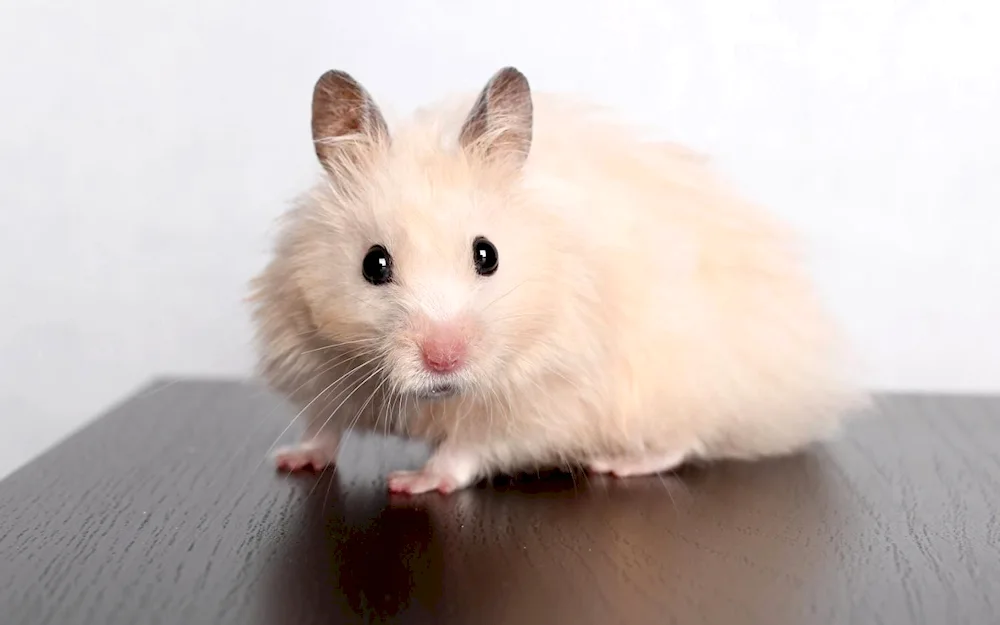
[1,379,999,624]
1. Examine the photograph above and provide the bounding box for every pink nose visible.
[420,330,467,373]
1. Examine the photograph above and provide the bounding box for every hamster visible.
[249,66,866,495]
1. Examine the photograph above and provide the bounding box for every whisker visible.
[280,343,386,406]
[176,350,382,555]
[319,363,389,461]
[299,337,378,356]
[200,344,387,503]
[292,369,381,495]
[262,350,387,459]
[316,373,392,508]
[373,382,390,439]
[289,367,382,493]
[481,277,549,310]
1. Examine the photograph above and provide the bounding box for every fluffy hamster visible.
[249,66,865,495]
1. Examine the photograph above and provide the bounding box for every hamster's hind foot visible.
[587,449,688,478]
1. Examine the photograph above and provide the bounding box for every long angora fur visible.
[249,67,865,494]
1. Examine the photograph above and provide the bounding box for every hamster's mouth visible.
[419,383,459,400]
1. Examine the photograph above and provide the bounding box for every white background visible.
[1,0,998,478]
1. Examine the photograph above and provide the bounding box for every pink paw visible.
[387,470,460,495]
[273,442,335,473]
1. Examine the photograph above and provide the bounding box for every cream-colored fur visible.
[249,68,866,493]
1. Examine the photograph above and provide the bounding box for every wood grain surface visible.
[1,378,999,625]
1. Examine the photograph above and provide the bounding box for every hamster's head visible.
[293,67,576,404]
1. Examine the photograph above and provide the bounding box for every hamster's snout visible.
[419,324,468,374]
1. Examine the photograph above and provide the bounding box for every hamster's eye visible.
[472,236,499,276]
[362,244,393,285]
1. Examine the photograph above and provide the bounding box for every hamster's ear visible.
[311,70,389,175]
[459,66,533,169]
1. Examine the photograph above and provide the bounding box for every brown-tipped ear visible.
[311,69,388,174]
[459,66,533,167]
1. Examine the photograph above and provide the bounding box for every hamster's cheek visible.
[471,283,564,388]
[304,287,390,346]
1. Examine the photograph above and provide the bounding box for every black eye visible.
[362,244,393,285]
[473,236,498,276]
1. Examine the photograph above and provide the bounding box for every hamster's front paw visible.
[387,444,481,495]
[273,436,339,473]
[387,469,465,495]
[587,449,687,478]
